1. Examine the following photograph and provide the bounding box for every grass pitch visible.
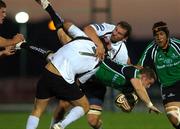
[0,111,173,129]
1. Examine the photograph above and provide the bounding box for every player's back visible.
[50,38,99,84]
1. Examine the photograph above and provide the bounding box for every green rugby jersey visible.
[138,38,180,87]
[95,59,140,91]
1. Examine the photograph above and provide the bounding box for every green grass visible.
[0,111,173,129]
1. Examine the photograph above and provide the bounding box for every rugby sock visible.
[58,106,85,128]
[26,115,39,129]
[45,4,64,29]
[49,118,56,129]
[20,43,53,59]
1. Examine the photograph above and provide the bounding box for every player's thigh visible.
[161,80,180,105]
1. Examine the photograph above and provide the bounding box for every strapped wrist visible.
[146,102,153,108]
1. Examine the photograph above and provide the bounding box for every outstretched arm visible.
[130,78,161,114]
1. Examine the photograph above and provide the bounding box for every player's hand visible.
[148,105,161,114]
[95,45,105,60]
[3,46,16,56]
[12,33,25,45]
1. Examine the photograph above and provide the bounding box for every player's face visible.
[141,76,155,89]
[110,25,127,43]
[154,31,168,49]
[0,7,6,24]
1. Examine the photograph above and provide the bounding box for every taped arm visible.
[130,78,161,113]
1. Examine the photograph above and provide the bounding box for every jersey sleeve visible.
[90,22,115,36]
[171,37,180,47]
[122,66,139,80]
[67,24,88,38]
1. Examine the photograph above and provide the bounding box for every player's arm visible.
[123,66,160,113]
[0,34,25,47]
[83,25,105,60]
[130,78,160,114]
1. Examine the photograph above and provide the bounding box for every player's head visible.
[0,0,6,24]
[152,21,169,49]
[110,21,132,43]
[139,67,157,89]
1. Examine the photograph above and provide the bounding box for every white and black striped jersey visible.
[91,22,129,64]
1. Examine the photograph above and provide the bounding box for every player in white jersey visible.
[85,22,131,64]
[50,21,132,129]
[25,1,102,129]
[42,3,132,127]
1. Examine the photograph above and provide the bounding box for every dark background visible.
[0,18,153,77]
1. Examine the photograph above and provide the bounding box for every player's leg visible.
[165,102,180,129]
[53,95,89,129]
[49,100,71,129]
[162,81,180,129]
[35,0,64,30]
[49,76,89,129]
[35,0,88,39]
[81,76,106,129]
[57,29,72,45]
[26,98,50,129]
[26,69,54,129]
[87,104,103,129]
[15,42,53,60]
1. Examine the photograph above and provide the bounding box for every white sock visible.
[58,106,85,128]
[26,115,39,129]
[49,117,56,129]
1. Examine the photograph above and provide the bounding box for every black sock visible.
[45,5,64,29]
[20,43,53,59]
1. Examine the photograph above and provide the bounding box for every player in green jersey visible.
[138,21,180,129]
[78,58,161,112]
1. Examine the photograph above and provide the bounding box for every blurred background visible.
[0,0,180,112]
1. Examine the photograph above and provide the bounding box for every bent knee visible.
[87,115,100,127]
[166,106,180,126]
[87,108,102,128]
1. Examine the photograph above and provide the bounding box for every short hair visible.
[117,21,132,37]
[152,21,169,37]
[139,67,157,81]
[0,0,6,9]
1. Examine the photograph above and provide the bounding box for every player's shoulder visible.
[144,40,157,50]
[170,37,180,44]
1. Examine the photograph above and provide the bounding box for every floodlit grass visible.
[0,111,173,129]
